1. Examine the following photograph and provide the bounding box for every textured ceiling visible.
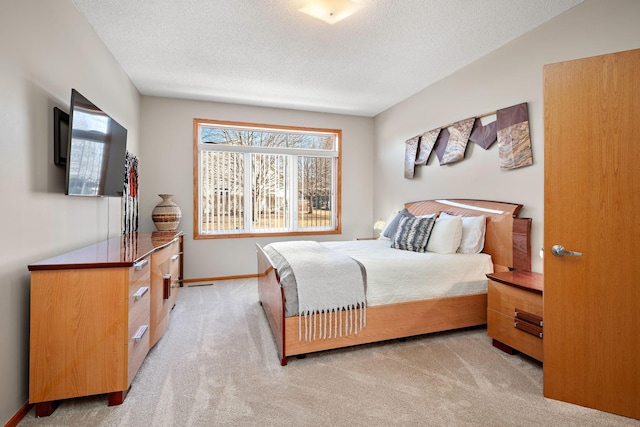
[72,0,583,116]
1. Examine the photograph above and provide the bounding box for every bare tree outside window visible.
[194,119,341,239]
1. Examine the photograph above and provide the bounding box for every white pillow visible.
[440,213,486,254]
[426,216,463,254]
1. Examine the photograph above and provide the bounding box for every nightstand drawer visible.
[488,281,542,318]
[488,309,543,361]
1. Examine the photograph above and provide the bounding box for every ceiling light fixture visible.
[298,0,364,25]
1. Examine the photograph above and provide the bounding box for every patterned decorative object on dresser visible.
[122,151,139,234]
[151,194,182,231]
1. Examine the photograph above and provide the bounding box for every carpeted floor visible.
[19,278,639,426]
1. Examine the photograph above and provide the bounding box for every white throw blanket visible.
[269,241,366,341]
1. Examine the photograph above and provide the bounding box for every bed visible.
[257,199,531,365]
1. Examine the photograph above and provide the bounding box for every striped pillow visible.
[391,215,435,252]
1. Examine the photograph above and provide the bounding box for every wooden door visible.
[543,48,640,420]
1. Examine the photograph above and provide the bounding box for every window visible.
[194,119,341,239]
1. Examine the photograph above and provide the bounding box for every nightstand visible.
[486,270,544,362]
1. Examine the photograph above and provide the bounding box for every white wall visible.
[373,0,640,273]
[0,1,140,423]
[139,96,374,280]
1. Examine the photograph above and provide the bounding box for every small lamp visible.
[373,219,386,238]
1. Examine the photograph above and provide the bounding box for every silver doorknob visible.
[551,245,583,257]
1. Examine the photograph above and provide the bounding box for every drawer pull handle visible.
[163,274,171,300]
[171,254,180,261]
[132,325,149,342]
[133,259,149,271]
[514,320,543,339]
[514,309,543,327]
[133,286,149,300]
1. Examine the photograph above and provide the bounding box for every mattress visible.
[263,239,494,317]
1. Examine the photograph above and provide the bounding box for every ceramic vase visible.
[151,194,182,231]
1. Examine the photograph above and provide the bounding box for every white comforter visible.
[264,239,494,316]
[322,240,493,306]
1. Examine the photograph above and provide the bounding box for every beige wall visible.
[139,96,374,280]
[0,1,140,423]
[373,0,640,273]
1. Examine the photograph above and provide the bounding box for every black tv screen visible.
[65,89,128,197]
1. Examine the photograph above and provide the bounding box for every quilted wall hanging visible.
[404,102,533,179]
[496,103,533,169]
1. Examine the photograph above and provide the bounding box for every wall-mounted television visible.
[65,89,128,197]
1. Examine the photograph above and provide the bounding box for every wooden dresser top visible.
[28,231,182,271]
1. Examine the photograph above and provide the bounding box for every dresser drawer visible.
[129,258,151,299]
[128,283,150,341]
[128,257,151,339]
[128,260,151,384]
[129,256,150,283]
[128,287,150,386]
[127,319,150,386]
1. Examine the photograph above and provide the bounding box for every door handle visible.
[551,245,582,257]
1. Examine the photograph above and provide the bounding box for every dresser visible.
[487,270,543,362]
[28,231,183,417]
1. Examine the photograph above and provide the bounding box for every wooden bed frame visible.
[257,199,532,365]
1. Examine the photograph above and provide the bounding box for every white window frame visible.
[194,119,342,239]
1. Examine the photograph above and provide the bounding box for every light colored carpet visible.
[19,278,638,426]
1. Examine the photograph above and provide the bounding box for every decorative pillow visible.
[426,216,463,254]
[417,213,437,219]
[440,212,486,254]
[391,215,435,253]
[381,208,414,240]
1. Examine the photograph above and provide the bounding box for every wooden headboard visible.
[405,199,531,272]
